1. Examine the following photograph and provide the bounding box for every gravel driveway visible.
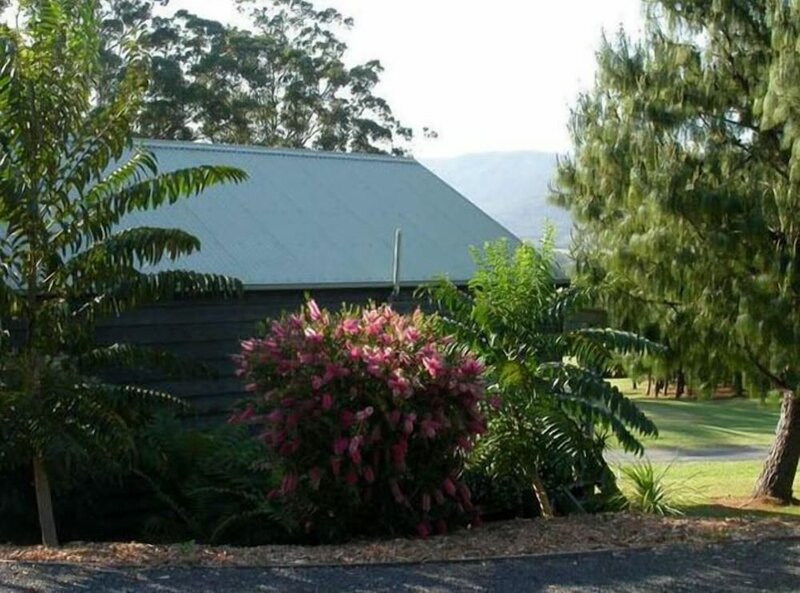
[2,538,799,593]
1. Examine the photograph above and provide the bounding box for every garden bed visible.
[2,513,798,568]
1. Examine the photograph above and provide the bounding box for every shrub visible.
[617,461,685,516]
[424,238,659,516]
[233,301,486,541]
[0,413,290,546]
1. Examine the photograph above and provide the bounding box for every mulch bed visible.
[1,512,798,568]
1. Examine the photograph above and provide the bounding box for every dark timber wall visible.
[96,287,418,421]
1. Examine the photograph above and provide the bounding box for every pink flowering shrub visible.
[232,300,486,541]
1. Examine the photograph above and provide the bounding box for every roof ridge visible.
[136,138,417,165]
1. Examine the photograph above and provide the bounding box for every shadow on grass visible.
[682,502,800,520]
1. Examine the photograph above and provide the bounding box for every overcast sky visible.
[166,0,644,158]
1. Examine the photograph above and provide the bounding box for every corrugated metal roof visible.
[123,140,519,288]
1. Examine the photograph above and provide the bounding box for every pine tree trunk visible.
[675,370,686,399]
[33,456,58,546]
[754,392,800,503]
[646,375,652,396]
[733,373,744,398]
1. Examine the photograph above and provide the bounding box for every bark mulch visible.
[1,512,798,568]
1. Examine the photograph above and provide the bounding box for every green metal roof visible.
[123,140,519,288]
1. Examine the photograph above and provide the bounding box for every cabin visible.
[97,140,519,418]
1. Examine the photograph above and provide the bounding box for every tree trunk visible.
[754,392,800,503]
[646,375,652,396]
[531,471,554,518]
[733,373,744,398]
[33,456,58,546]
[675,370,686,399]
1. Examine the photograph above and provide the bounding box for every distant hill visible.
[421,151,573,247]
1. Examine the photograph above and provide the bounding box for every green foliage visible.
[424,239,658,514]
[98,0,424,154]
[0,0,245,544]
[0,413,292,545]
[132,414,292,545]
[617,462,684,516]
[553,0,800,500]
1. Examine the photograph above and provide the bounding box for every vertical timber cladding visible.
[95,287,419,420]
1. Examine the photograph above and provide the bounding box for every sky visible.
[166,1,644,158]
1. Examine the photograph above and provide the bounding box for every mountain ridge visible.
[421,150,573,247]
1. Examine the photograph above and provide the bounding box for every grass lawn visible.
[615,460,800,519]
[608,378,782,451]
[606,380,800,519]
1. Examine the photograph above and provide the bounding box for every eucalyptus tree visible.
[0,0,246,546]
[555,0,800,502]
[98,0,420,154]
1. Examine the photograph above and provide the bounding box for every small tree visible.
[424,239,658,514]
[0,0,246,546]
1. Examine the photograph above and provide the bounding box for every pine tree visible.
[554,0,800,502]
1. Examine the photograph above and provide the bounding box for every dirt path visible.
[2,538,798,592]
[606,445,768,464]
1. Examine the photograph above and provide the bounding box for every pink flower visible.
[391,439,408,469]
[363,466,375,483]
[340,318,360,335]
[390,480,405,504]
[309,466,323,490]
[321,393,334,411]
[468,420,487,436]
[345,471,359,486]
[267,410,284,424]
[490,395,503,410]
[402,413,417,435]
[404,328,421,343]
[416,522,430,538]
[330,457,342,476]
[307,299,323,321]
[422,354,445,378]
[281,473,298,495]
[443,477,457,497]
[350,449,362,465]
[388,410,402,427]
[348,436,364,455]
[419,419,440,439]
[311,376,324,391]
[388,372,412,397]
[231,406,255,424]
[304,327,324,343]
[460,358,485,376]
[340,410,355,429]
[355,406,374,422]
[456,436,474,452]
[334,437,349,455]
